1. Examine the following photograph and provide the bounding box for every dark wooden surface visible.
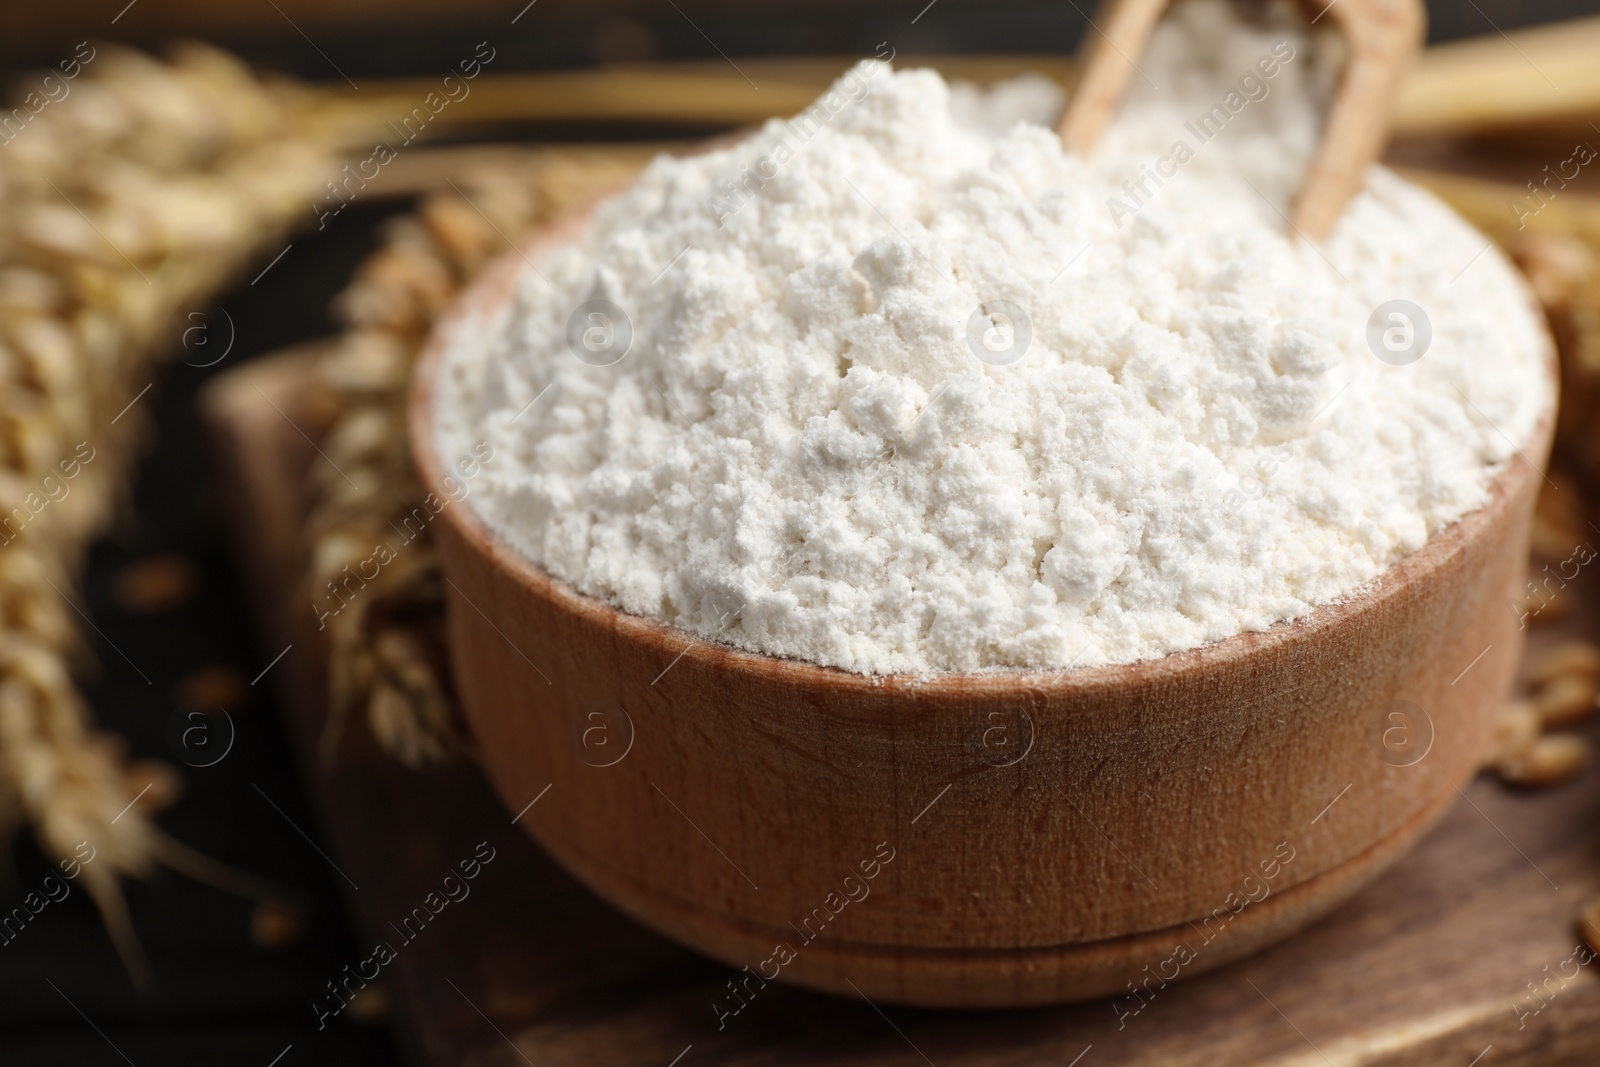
[203,347,1600,1067]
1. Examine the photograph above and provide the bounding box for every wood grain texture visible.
[1292,0,1428,239]
[206,348,1600,1066]
[1054,0,1168,156]
[405,209,1557,1007]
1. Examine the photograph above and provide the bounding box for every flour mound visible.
[436,1,1550,674]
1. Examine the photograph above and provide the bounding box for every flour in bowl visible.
[434,0,1551,674]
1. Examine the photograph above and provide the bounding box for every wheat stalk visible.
[302,151,649,767]
[0,40,377,981]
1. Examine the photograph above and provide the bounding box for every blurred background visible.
[1,1,1598,1064]
[6,0,1600,71]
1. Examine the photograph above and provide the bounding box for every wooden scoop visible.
[1058,0,1426,240]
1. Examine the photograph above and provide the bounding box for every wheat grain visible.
[1524,639,1600,688]
[1500,734,1592,788]
[1532,674,1600,730]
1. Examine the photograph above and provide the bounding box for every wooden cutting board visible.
[201,347,1600,1067]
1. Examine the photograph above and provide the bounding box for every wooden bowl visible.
[410,210,1556,1009]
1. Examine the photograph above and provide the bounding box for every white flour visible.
[435,1,1550,674]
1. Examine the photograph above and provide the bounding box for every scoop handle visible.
[1056,0,1427,241]
[1056,0,1169,157]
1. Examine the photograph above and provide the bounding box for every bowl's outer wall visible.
[414,217,1555,1007]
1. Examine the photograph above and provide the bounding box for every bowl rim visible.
[409,203,1558,698]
